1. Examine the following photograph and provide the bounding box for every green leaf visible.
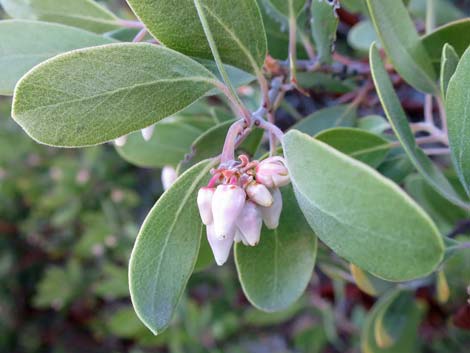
[446,47,470,198]
[347,20,379,54]
[12,43,219,147]
[361,290,423,353]
[405,174,468,235]
[373,290,414,348]
[311,0,339,64]
[296,72,356,93]
[235,186,317,311]
[291,104,357,136]
[116,116,206,168]
[358,115,391,135]
[378,150,415,184]
[422,19,470,66]
[409,0,464,27]
[126,0,267,74]
[0,20,114,96]
[283,130,444,281]
[129,160,214,334]
[440,44,460,99]
[369,43,469,209]
[267,0,305,17]
[315,127,390,168]
[365,0,437,93]
[0,0,119,33]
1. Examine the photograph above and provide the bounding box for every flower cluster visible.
[197,155,290,265]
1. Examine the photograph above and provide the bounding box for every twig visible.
[132,28,147,43]
[117,19,144,28]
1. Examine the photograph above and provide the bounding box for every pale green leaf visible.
[422,18,470,65]
[440,44,459,99]
[347,20,379,54]
[0,20,114,96]
[365,0,437,93]
[126,0,267,74]
[283,130,444,281]
[369,43,469,209]
[0,0,119,33]
[291,104,357,136]
[235,186,317,311]
[358,115,390,135]
[311,0,339,64]
[129,160,214,334]
[12,43,219,147]
[446,47,470,198]
[315,127,390,168]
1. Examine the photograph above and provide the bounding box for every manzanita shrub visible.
[1,0,470,350]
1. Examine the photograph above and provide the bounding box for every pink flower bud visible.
[236,201,262,246]
[246,182,273,207]
[162,165,178,191]
[212,184,246,239]
[197,187,215,225]
[234,230,249,246]
[206,223,234,266]
[261,188,283,229]
[256,157,290,188]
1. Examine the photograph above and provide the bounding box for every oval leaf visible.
[315,127,390,168]
[0,20,114,96]
[129,159,214,334]
[369,43,469,209]
[0,0,119,33]
[12,43,219,147]
[126,0,267,74]
[283,130,444,281]
[365,0,437,93]
[446,46,470,198]
[235,186,317,311]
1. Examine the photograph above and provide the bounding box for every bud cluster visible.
[197,155,290,265]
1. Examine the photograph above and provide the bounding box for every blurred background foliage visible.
[1,0,470,352]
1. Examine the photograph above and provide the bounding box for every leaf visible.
[267,0,305,17]
[378,150,415,184]
[0,20,114,96]
[296,72,356,93]
[315,127,390,168]
[0,0,119,33]
[126,0,267,74]
[358,115,391,135]
[409,0,464,27]
[283,130,444,281]
[436,269,449,304]
[291,104,357,136]
[116,117,206,168]
[422,19,470,66]
[369,44,469,209]
[347,20,379,54]
[235,186,317,311]
[361,296,423,353]
[198,59,256,91]
[365,0,437,93]
[350,264,395,297]
[373,290,415,349]
[179,120,263,171]
[311,0,339,64]
[129,159,214,334]
[12,43,219,147]
[446,47,470,198]
[440,44,460,99]
[404,174,468,235]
